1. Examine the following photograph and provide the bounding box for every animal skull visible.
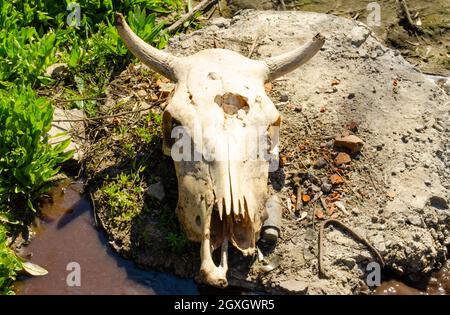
[115,13,324,287]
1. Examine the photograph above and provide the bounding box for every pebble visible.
[314,157,327,169]
[279,93,289,102]
[415,125,426,132]
[146,181,165,201]
[321,182,332,193]
[334,135,364,153]
[407,215,422,226]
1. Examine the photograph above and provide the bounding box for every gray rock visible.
[279,93,289,102]
[48,108,85,161]
[350,26,370,47]
[278,279,308,293]
[407,215,422,226]
[210,17,230,28]
[321,182,332,193]
[45,63,68,79]
[314,157,327,169]
[428,196,449,210]
[146,182,165,201]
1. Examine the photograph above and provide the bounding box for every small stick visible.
[399,0,421,32]
[53,106,153,122]
[295,185,303,211]
[318,219,385,279]
[206,5,217,20]
[54,97,107,103]
[278,0,286,11]
[319,196,328,213]
[217,1,222,16]
[247,32,261,58]
[167,0,218,34]
[89,192,99,228]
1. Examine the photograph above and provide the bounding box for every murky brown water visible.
[13,182,448,295]
[14,182,197,295]
[375,260,450,295]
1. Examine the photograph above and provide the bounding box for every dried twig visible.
[53,97,107,103]
[167,0,218,34]
[399,0,422,32]
[247,29,263,58]
[318,219,385,279]
[53,106,153,123]
[89,191,99,228]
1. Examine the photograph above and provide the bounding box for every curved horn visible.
[264,33,325,81]
[115,12,180,82]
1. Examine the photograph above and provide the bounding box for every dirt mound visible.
[90,10,449,294]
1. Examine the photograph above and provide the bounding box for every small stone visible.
[146,182,165,201]
[321,183,332,193]
[314,157,327,169]
[279,279,308,293]
[424,179,432,186]
[415,125,426,132]
[423,159,432,168]
[136,90,147,98]
[45,63,68,79]
[330,174,344,185]
[428,196,449,210]
[211,17,230,28]
[407,215,422,226]
[350,26,370,47]
[347,92,355,99]
[334,201,349,215]
[279,93,289,102]
[401,134,410,143]
[334,135,364,153]
[334,152,352,165]
[339,257,356,269]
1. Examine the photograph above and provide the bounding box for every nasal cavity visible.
[214,93,249,116]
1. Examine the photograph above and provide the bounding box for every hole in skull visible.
[214,93,249,116]
[210,203,224,251]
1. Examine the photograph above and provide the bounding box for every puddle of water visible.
[13,182,448,295]
[375,260,450,295]
[14,182,198,295]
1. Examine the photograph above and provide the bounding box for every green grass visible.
[0,0,206,295]
[100,171,145,224]
[0,226,23,295]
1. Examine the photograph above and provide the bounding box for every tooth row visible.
[216,196,249,222]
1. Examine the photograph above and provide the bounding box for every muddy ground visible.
[222,0,449,76]
[74,9,450,294]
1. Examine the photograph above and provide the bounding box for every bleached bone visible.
[116,13,324,287]
[115,13,180,82]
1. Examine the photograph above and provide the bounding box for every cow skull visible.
[115,13,324,287]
